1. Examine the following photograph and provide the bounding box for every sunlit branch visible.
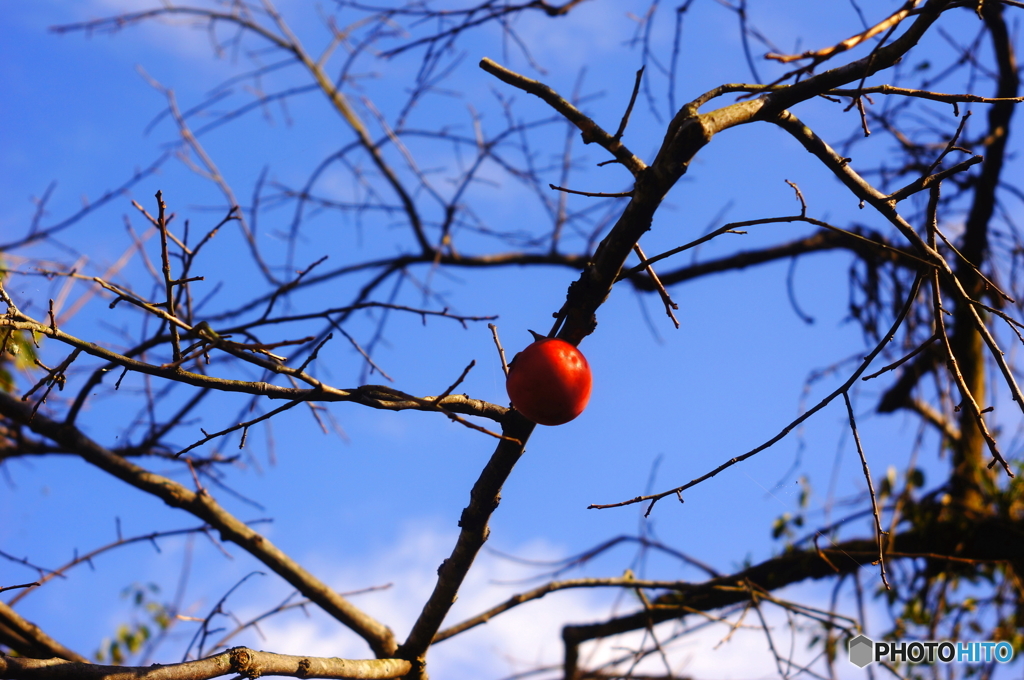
[886,155,983,203]
[0,600,87,663]
[433,576,721,644]
[632,243,679,329]
[0,649,411,680]
[766,2,916,64]
[176,400,303,456]
[758,0,954,113]
[861,333,940,381]
[0,298,508,424]
[829,84,1024,109]
[479,58,647,176]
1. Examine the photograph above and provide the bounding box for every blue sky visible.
[3,1,1022,678]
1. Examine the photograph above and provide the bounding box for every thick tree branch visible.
[562,514,1024,677]
[773,110,1024,438]
[0,601,87,663]
[0,648,411,680]
[16,4,1018,680]
[0,391,398,659]
[627,227,916,290]
[481,2,956,348]
[397,412,535,670]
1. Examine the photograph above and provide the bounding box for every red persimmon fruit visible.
[506,333,592,426]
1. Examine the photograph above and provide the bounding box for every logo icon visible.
[848,635,874,668]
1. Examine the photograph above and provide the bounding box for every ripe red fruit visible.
[506,334,592,426]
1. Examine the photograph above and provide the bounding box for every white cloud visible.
[63,0,258,64]
[252,523,611,677]
[244,523,853,679]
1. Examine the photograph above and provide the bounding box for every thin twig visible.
[633,243,679,329]
[931,264,1011,475]
[549,184,633,198]
[479,57,647,175]
[335,325,394,382]
[613,66,645,140]
[861,333,938,381]
[785,180,807,216]
[154,191,182,362]
[489,323,510,378]
[934,225,1014,303]
[0,582,40,594]
[432,361,476,405]
[843,392,890,590]
[176,400,304,457]
[590,273,924,514]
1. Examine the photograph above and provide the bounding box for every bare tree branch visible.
[0,390,398,659]
[0,648,411,680]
